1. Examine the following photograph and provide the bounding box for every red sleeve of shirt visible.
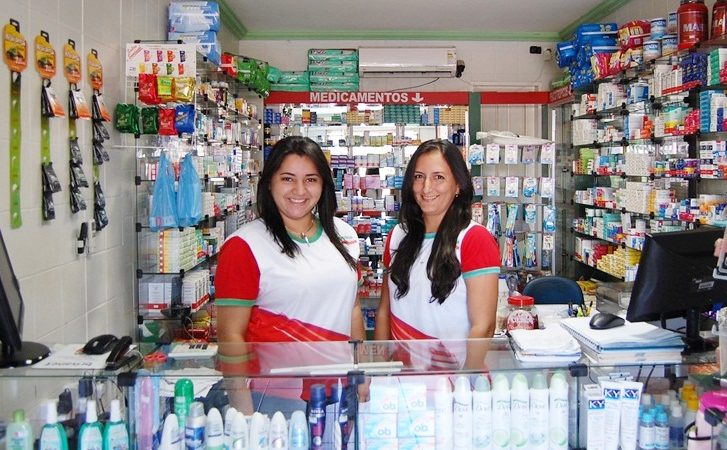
[460,226,501,272]
[383,231,394,269]
[214,236,261,302]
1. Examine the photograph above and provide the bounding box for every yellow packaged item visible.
[174,77,195,102]
[157,76,173,102]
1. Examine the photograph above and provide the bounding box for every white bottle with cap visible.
[103,399,129,450]
[39,401,69,450]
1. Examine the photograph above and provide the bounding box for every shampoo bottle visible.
[184,402,206,450]
[102,399,129,450]
[6,409,33,450]
[434,377,453,450]
[472,375,492,450]
[491,374,511,450]
[453,376,472,450]
[206,408,224,450]
[510,373,530,449]
[548,372,569,450]
[528,372,549,450]
[39,401,69,450]
[288,411,308,450]
[159,414,182,450]
[224,408,238,450]
[78,400,103,450]
[268,412,287,450]
[230,411,249,450]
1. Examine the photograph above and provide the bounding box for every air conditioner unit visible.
[358,47,457,78]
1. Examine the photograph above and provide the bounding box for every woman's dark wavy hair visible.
[257,136,356,270]
[389,139,474,304]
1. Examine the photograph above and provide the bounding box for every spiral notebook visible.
[560,317,684,352]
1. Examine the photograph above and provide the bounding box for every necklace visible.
[287,218,316,242]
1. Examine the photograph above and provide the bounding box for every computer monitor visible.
[0,227,50,368]
[626,226,727,353]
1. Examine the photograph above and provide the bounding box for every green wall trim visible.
[558,0,632,41]
[218,0,248,39]
[240,30,561,42]
[468,92,481,146]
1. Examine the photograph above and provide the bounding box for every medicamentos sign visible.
[266,91,469,105]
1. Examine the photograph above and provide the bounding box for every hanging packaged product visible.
[523,177,538,198]
[677,0,709,50]
[158,108,177,135]
[138,73,160,105]
[87,48,103,91]
[149,152,178,231]
[63,39,81,84]
[114,104,140,134]
[173,77,195,102]
[69,88,91,119]
[92,94,111,122]
[93,121,110,142]
[140,107,159,134]
[4,19,27,228]
[92,140,109,165]
[157,76,173,103]
[70,186,86,213]
[174,104,195,134]
[69,137,83,164]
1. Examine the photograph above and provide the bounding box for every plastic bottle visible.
[491,374,510,450]
[548,372,569,450]
[638,411,655,450]
[230,411,249,450]
[268,412,287,450]
[434,377,454,450]
[510,373,530,449]
[713,0,727,39]
[453,376,472,450]
[288,411,308,450]
[495,275,510,333]
[103,399,129,450]
[685,397,699,429]
[185,402,206,450]
[224,408,238,450]
[138,376,154,450]
[39,401,69,450]
[78,400,104,450]
[175,379,195,430]
[528,373,549,450]
[159,414,182,450]
[249,413,268,450]
[308,384,326,450]
[472,375,492,450]
[6,409,33,450]
[206,408,224,450]
[654,409,669,450]
[678,0,709,49]
[669,404,685,449]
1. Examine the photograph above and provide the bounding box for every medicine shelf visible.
[571,228,641,252]
[137,252,219,278]
[572,257,625,281]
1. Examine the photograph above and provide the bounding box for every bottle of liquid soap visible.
[103,399,129,450]
[40,401,69,450]
[6,409,33,450]
[78,400,103,450]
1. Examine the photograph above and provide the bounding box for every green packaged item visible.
[308,59,358,72]
[267,66,281,83]
[157,76,173,102]
[309,72,359,84]
[270,83,310,92]
[278,71,309,84]
[114,103,140,134]
[141,107,159,134]
[308,49,358,61]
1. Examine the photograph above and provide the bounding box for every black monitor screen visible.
[0,226,23,351]
[627,226,727,349]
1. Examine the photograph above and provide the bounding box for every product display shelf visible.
[1,339,720,450]
[129,51,264,343]
[571,227,642,251]
[572,256,626,281]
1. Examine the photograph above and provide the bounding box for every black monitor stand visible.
[681,308,718,355]
[0,341,50,368]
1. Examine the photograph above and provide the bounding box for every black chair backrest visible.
[522,276,584,305]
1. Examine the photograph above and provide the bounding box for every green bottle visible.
[6,409,33,450]
[174,378,194,429]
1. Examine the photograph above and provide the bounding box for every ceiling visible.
[218,0,629,42]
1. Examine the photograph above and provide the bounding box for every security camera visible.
[456,60,465,78]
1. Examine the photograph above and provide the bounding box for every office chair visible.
[522,276,584,305]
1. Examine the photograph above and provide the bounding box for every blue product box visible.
[168,1,220,32]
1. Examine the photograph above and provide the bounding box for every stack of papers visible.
[560,317,684,364]
[509,327,582,365]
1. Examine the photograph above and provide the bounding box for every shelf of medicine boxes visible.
[572,256,626,281]
[571,227,642,251]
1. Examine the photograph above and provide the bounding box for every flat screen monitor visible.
[0,227,49,367]
[626,226,727,352]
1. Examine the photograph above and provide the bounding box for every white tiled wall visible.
[0,1,168,349]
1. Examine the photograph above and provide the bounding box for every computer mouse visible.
[589,312,626,330]
[82,334,118,355]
